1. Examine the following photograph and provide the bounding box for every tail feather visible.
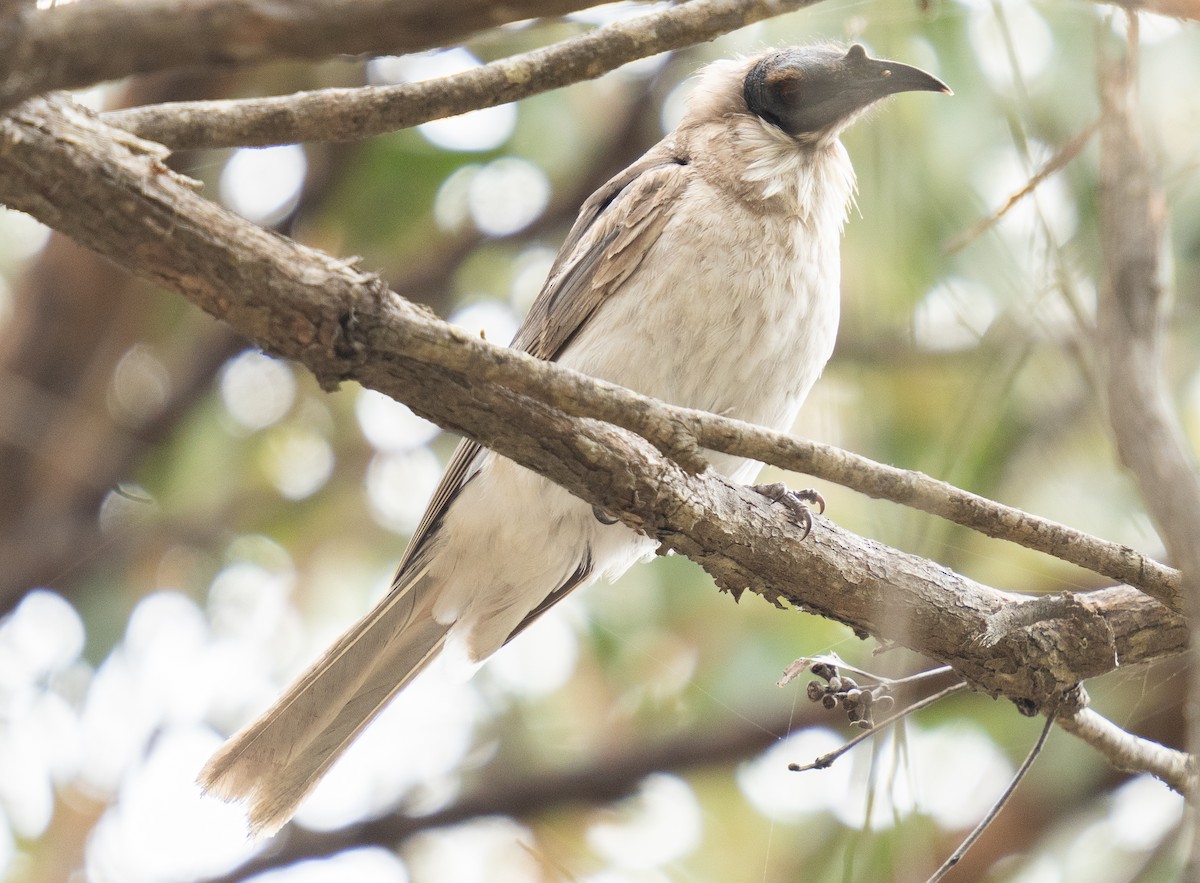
[199,567,449,836]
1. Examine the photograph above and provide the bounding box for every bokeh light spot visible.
[220,145,307,226]
[448,300,519,346]
[486,604,579,698]
[369,49,516,152]
[220,350,297,433]
[468,157,550,237]
[913,277,997,352]
[433,165,480,232]
[262,427,335,500]
[356,388,440,453]
[0,209,51,264]
[245,847,409,883]
[0,590,84,683]
[108,343,170,426]
[587,773,703,870]
[966,0,1052,88]
[365,448,442,534]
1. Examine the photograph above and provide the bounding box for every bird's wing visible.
[393,143,692,578]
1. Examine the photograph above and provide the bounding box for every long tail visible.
[199,565,448,836]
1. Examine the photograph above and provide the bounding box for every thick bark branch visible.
[0,96,1186,715]
[103,0,819,150]
[0,0,603,115]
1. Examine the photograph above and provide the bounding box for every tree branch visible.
[102,0,821,150]
[1097,23,1200,616]
[0,96,1185,714]
[1111,0,1200,22]
[1094,19,1200,862]
[0,0,605,116]
[1058,707,1195,795]
[202,706,808,882]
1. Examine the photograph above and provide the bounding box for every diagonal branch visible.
[927,710,1057,882]
[103,0,821,150]
[0,0,604,116]
[945,118,1100,256]
[0,96,1185,714]
[202,706,809,882]
[1058,707,1195,795]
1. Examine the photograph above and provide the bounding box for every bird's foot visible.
[753,483,825,541]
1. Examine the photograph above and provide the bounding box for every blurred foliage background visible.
[0,1,1197,881]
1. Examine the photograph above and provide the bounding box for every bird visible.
[200,42,950,835]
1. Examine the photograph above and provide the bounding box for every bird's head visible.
[742,44,950,142]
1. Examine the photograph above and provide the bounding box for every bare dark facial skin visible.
[744,44,950,139]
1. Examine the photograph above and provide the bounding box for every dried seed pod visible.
[806,681,825,702]
[811,662,838,681]
[821,694,838,710]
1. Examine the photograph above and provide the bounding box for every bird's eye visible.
[882,69,892,78]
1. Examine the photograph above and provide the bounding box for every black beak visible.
[853,45,952,100]
[744,44,951,140]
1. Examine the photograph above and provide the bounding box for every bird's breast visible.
[558,178,841,466]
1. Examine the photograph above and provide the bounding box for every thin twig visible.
[945,118,1100,255]
[882,666,957,688]
[1058,707,1195,795]
[104,0,821,149]
[788,682,969,773]
[925,710,1057,883]
[686,424,1182,612]
[778,654,953,688]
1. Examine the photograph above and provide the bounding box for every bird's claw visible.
[753,482,825,540]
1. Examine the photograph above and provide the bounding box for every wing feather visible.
[394,143,692,581]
